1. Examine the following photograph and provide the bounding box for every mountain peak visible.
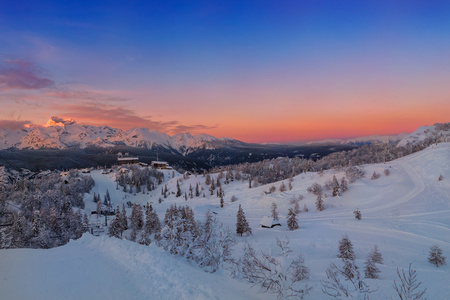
[44,116,77,127]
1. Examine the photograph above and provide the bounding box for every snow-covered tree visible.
[369,244,383,264]
[316,194,324,211]
[353,209,361,220]
[145,204,161,236]
[287,208,298,231]
[236,205,252,236]
[271,202,279,221]
[337,234,355,261]
[109,205,123,239]
[364,253,380,279]
[340,177,348,193]
[322,260,374,299]
[194,210,236,272]
[428,244,446,267]
[332,175,340,197]
[121,203,128,231]
[130,204,144,241]
[176,181,181,197]
[279,181,287,192]
[371,171,380,180]
[240,238,311,299]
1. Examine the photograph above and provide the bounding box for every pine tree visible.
[354,209,361,220]
[316,194,324,211]
[121,203,128,230]
[96,200,102,217]
[428,244,446,267]
[340,177,348,193]
[145,204,161,235]
[271,202,279,221]
[236,205,252,236]
[364,254,380,279]
[332,175,340,197]
[337,234,355,261]
[108,205,122,238]
[195,183,200,197]
[176,181,181,197]
[279,181,286,192]
[106,189,111,204]
[369,244,383,264]
[210,178,216,195]
[287,208,298,231]
[131,204,144,231]
[205,174,211,185]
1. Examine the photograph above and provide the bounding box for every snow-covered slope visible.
[0,234,256,300]
[1,143,449,299]
[306,133,408,145]
[0,116,236,155]
[397,123,450,147]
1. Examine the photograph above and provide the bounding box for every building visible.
[151,161,172,170]
[117,157,139,166]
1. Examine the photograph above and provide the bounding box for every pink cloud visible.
[50,102,215,134]
[0,59,54,91]
[0,119,33,130]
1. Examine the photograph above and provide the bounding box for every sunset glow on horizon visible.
[1,1,449,143]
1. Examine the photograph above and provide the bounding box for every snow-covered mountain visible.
[0,116,237,155]
[397,123,450,147]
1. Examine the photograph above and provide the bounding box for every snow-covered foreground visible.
[1,143,449,299]
[0,235,255,300]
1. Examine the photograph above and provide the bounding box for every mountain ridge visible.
[0,116,238,155]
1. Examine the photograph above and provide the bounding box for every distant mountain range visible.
[0,116,244,155]
[1,116,447,171]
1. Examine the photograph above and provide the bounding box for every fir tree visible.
[364,254,380,279]
[287,208,298,230]
[121,203,128,230]
[332,175,340,197]
[271,202,279,221]
[195,183,200,197]
[316,194,324,211]
[428,244,446,267]
[369,244,383,264]
[340,177,348,193]
[108,205,122,238]
[337,234,355,261]
[236,205,252,236]
[176,181,181,197]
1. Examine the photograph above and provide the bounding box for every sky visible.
[0,0,449,143]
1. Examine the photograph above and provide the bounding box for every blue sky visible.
[1,0,449,142]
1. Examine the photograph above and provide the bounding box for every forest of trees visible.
[210,125,449,187]
[0,170,94,248]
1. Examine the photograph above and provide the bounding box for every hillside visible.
[1,142,449,299]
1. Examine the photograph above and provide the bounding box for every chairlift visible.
[0,212,14,227]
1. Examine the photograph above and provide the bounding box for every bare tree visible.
[321,261,375,299]
[241,238,311,299]
[393,264,426,300]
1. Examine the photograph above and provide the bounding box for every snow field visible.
[1,143,449,299]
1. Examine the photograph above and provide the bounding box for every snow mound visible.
[0,234,252,300]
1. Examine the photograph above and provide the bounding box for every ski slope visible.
[1,143,449,299]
